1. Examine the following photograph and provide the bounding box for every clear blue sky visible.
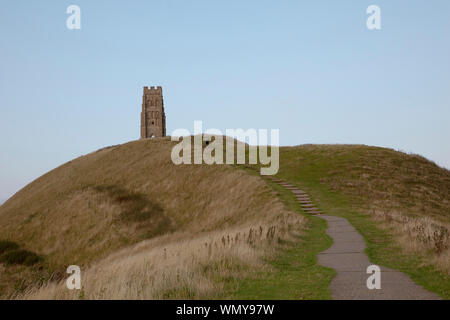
[1,1,449,201]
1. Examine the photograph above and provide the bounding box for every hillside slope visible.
[1,141,448,299]
[272,144,449,296]
[0,138,304,299]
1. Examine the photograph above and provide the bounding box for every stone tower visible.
[140,86,166,138]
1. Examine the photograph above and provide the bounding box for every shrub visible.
[94,185,173,236]
[0,249,42,266]
[0,240,19,255]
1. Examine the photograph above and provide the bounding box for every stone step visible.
[302,207,320,213]
[306,211,322,215]
[265,177,323,215]
[303,206,319,210]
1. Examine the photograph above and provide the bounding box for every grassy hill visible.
[270,144,450,297]
[0,140,448,299]
[0,138,305,299]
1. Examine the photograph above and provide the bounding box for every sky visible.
[0,0,449,201]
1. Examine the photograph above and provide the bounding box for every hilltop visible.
[0,138,304,299]
[0,139,448,299]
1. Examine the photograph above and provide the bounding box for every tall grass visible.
[0,138,305,299]
[370,208,449,272]
[21,213,304,299]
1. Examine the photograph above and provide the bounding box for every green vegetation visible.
[93,185,173,237]
[272,145,450,299]
[0,240,42,266]
[0,240,19,254]
[0,249,42,266]
[226,168,335,299]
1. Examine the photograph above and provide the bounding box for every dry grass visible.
[324,147,449,272]
[280,144,450,273]
[0,137,305,299]
[370,208,449,272]
[315,146,450,221]
[21,214,303,300]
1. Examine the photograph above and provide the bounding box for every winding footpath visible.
[268,177,440,300]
